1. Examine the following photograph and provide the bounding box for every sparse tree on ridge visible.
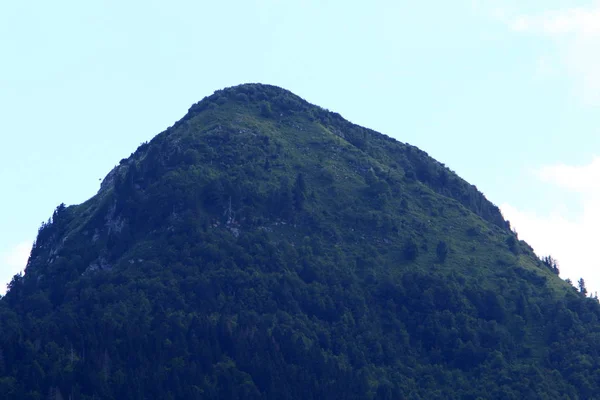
[578,278,587,296]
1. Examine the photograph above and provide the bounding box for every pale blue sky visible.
[2,0,600,293]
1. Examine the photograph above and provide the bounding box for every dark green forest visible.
[1,84,599,399]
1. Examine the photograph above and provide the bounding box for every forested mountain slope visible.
[1,84,599,399]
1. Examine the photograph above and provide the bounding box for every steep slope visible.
[1,84,599,399]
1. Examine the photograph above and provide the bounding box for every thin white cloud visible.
[0,241,32,295]
[501,157,600,294]
[536,156,600,193]
[508,2,600,105]
[511,7,600,35]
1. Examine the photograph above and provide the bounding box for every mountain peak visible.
[181,82,314,122]
[0,84,592,400]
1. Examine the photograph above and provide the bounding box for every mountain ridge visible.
[29,83,514,286]
[0,83,597,400]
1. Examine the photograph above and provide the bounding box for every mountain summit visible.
[1,84,598,399]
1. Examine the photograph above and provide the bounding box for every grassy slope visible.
[55,86,573,342]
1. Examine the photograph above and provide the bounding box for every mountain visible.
[1,83,599,399]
